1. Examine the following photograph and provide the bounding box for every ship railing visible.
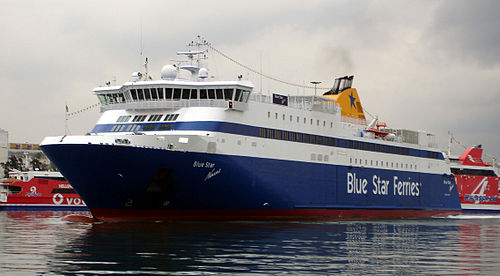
[249,93,339,114]
[100,99,228,111]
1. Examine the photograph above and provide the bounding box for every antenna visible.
[260,51,263,93]
[138,18,143,58]
[144,57,149,80]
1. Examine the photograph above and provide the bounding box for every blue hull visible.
[41,144,461,220]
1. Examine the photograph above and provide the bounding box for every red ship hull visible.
[0,176,87,210]
[455,174,500,212]
[451,146,500,213]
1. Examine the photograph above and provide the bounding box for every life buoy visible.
[53,193,64,205]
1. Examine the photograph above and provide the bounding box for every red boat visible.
[450,146,500,213]
[0,170,87,210]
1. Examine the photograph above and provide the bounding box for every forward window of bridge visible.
[190,89,198,99]
[173,88,181,100]
[165,88,173,99]
[181,89,190,99]
[144,88,151,100]
[216,89,223,99]
[208,89,216,99]
[235,89,242,101]
[224,88,233,100]
[200,89,208,99]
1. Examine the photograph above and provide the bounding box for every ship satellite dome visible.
[161,64,178,80]
[130,71,142,82]
[199,67,208,79]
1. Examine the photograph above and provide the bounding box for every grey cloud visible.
[426,0,500,68]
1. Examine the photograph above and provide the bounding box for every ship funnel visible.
[324,75,354,95]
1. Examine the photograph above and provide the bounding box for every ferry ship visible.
[450,146,500,212]
[0,170,87,210]
[40,39,461,221]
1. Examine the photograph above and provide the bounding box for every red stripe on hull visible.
[90,209,461,222]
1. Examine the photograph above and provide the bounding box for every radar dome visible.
[199,67,208,79]
[161,64,178,80]
[130,71,142,82]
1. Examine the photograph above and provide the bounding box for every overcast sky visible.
[1,0,499,161]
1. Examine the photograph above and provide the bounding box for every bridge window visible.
[224,88,233,100]
[173,88,182,100]
[165,88,173,100]
[190,89,198,99]
[130,89,137,101]
[97,95,106,105]
[151,88,158,100]
[144,88,151,100]
[235,89,242,101]
[137,89,144,100]
[181,89,190,99]
[208,89,216,99]
[200,89,208,99]
[216,89,223,99]
[241,90,250,103]
[157,88,164,99]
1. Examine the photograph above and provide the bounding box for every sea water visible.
[1,211,500,275]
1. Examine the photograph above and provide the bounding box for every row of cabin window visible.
[268,111,334,128]
[110,123,174,132]
[99,88,251,106]
[350,157,417,170]
[451,168,497,176]
[117,114,179,123]
[259,128,335,146]
[258,127,440,159]
[126,88,250,102]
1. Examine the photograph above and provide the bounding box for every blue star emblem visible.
[349,92,356,109]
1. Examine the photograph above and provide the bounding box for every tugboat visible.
[450,146,500,213]
[40,37,460,221]
[0,170,87,210]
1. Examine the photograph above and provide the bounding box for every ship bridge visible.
[94,80,253,112]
